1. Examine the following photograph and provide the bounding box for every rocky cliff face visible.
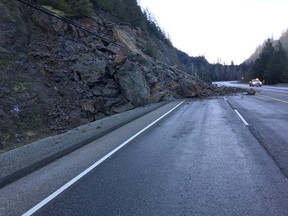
[0,1,239,150]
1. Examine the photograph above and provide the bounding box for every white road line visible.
[22,100,185,216]
[234,109,249,126]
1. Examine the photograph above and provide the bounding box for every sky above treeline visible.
[138,0,288,65]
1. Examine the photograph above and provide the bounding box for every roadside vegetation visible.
[246,38,288,84]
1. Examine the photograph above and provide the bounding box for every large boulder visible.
[116,61,151,106]
[178,79,203,98]
[73,58,107,87]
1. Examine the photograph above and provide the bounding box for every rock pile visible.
[0,2,245,150]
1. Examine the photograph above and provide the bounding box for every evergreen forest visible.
[247,38,288,84]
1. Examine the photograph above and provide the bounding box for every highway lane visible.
[219,81,288,176]
[226,92,288,177]
[24,98,288,216]
[216,81,288,102]
[0,101,184,215]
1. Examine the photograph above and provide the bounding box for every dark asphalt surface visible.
[34,99,288,216]
[0,101,182,216]
[219,81,288,176]
[227,92,288,177]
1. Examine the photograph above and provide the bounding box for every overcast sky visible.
[137,0,288,65]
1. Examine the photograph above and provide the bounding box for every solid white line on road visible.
[223,96,249,126]
[22,100,185,216]
[234,109,249,126]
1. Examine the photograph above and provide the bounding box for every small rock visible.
[81,103,96,118]
[94,97,105,112]
[113,103,135,113]
[0,141,7,149]
[246,88,256,95]
[81,103,96,113]
[0,109,6,118]
[92,87,102,96]
[112,50,127,67]
[93,112,106,121]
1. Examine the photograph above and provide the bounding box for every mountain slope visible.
[245,28,288,64]
[0,0,242,151]
[244,29,288,83]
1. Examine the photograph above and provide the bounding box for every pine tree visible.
[259,38,274,82]
[248,38,273,82]
[274,41,288,83]
[266,41,286,83]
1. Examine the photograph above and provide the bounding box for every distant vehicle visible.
[249,79,262,87]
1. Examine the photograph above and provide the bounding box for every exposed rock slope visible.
[0,1,242,150]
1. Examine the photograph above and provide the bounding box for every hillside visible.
[0,0,244,151]
[244,29,288,84]
[245,29,288,64]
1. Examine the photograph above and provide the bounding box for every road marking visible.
[259,95,288,104]
[234,110,249,126]
[22,100,185,216]
[223,97,248,126]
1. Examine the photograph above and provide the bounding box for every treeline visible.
[177,37,288,83]
[176,49,245,81]
[247,38,288,84]
[36,0,172,46]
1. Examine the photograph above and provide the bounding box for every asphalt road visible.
[217,81,288,102]
[15,98,288,215]
[1,86,288,215]
[220,81,288,177]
